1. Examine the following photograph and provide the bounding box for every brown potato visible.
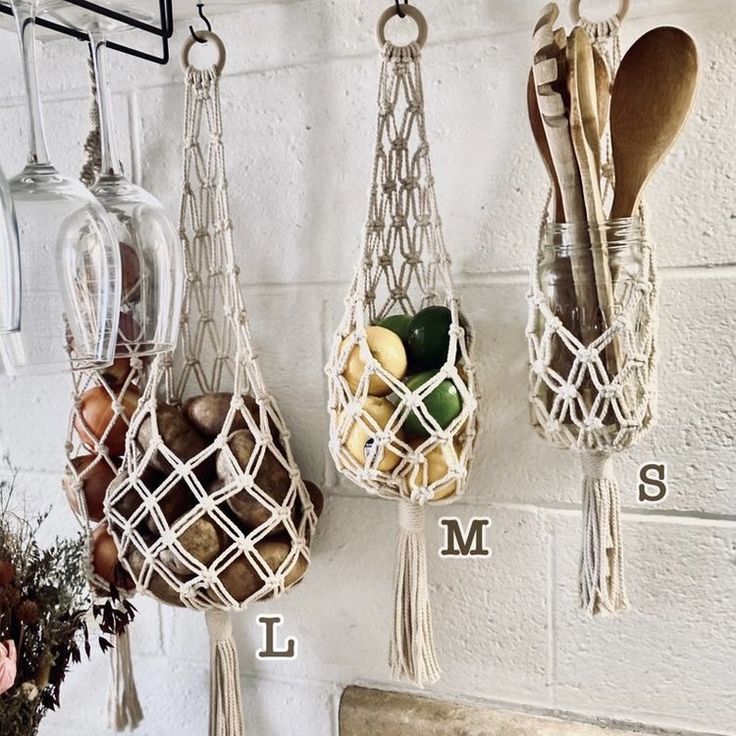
[219,539,307,603]
[303,480,325,519]
[136,403,209,475]
[184,392,282,444]
[64,456,118,523]
[126,548,186,608]
[107,467,163,534]
[144,482,196,535]
[216,430,291,531]
[159,516,222,576]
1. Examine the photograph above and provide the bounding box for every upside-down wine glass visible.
[84,9,183,358]
[0,0,122,375]
[0,164,20,334]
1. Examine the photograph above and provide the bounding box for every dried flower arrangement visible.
[0,468,134,736]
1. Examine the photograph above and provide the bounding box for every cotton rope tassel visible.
[579,452,628,615]
[390,499,440,686]
[106,627,144,732]
[206,611,245,736]
[76,46,144,731]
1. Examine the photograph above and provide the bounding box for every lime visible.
[403,370,463,438]
[377,313,413,343]
[406,306,452,369]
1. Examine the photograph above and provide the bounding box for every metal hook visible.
[395,0,408,19]
[189,3,212,44]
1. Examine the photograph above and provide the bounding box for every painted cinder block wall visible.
[0,0,734,734]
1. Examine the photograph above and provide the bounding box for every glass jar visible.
[534,218,645,416]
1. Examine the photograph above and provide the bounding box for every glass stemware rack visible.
[0,0,174,64]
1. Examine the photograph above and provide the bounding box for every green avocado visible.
[403,370,463,438]
[377,313,413,342]
[406,305,452,369]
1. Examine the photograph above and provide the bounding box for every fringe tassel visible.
[106,628,143,732]
[206,610,245,736]
[390,499,440,687]
[579,452,629,615]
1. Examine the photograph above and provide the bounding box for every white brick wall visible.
[0,1,733,734]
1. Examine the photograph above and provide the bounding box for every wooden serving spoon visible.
[610,26,699,219]
[527,70,564,222]
[592,46,610,143]
[568,26,620,367]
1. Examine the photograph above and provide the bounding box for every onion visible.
[75,385,140,456]
[63,455,117,522]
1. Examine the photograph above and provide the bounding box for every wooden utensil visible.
[568,26,620,367]
[592,46,610,142]
[610,26,699,219]
[533,6,598,346]
[527,70,564,222]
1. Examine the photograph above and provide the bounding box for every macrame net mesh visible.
[326,42,478,503]
[104,65,316,612]
[526,17,658,615]
[64,51,144,733]
[325,39,478,687]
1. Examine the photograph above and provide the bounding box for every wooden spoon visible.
[568,26,620,365]
[527,70,564,222]
[610,27,699,219]
[592,46,610,142]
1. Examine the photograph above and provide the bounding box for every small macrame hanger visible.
[326,2,478,687]
[74,42,144,733]
[527,0,657,616]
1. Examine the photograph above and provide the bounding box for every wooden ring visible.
[570,0,630,23]
[180,31,227,76]
[375,4,428,50]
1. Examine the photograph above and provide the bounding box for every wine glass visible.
[88,18,183,358]
[0,0,122,375]
[0,165,20,334]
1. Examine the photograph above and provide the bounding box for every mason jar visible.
[534,217,646,417]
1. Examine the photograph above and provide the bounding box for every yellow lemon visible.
[342,396,404,472]
[407,438,461,500]
[342,326,407,397]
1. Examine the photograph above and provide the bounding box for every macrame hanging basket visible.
[526,10,657,616]
[325,5,478,687]
[64,51,145,733]
[100,33,318,735]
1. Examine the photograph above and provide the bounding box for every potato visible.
[64,456,117,522]
[144,482,196,535]
[136,403,209,474]
[219,539,307,603]
[126,548,186,608]
[216,430,291,530]
[184,392,282,445]
[159,516,222,576]
[303,480,325,519]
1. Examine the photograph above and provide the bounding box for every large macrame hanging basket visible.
[325,5,478,687]
[526,12,657,616]
[102,34,318,735]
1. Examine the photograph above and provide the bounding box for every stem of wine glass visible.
[11,0,51,166]
[89,28,124,178]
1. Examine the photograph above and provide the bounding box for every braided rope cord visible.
[326,41,478,503]
[105,65,316,612]
[525,16,659,614]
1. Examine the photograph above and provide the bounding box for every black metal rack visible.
[0,0,174,64]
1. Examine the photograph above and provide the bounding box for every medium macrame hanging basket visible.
[326,5,478,687]
[71,33,318,736]
[526,10,657,616]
